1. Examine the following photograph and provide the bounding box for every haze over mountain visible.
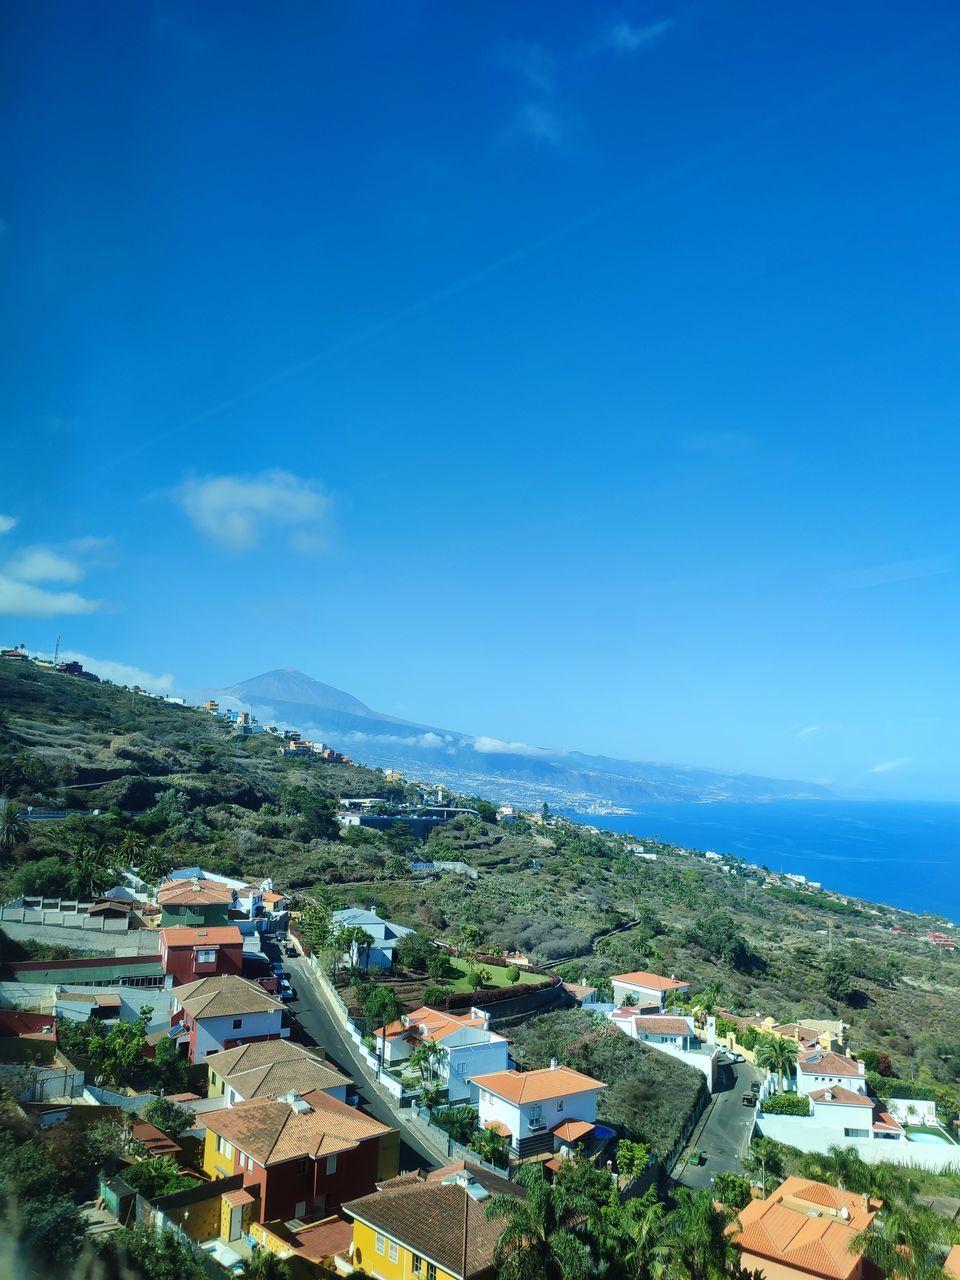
[215,668,832,809]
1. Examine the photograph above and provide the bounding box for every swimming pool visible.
[905,1130,951,1144]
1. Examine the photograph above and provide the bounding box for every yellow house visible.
[203,1125,237,1181]
[341,1162,521,1280]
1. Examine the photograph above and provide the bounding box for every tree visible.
[487,1161,592,1280]
[696,913,755,972]
[241,1250,291,1280]
[361,985,402,1078]
[823,952,853,1002]
[469,1125,510,1168]
[69,839,115,897]
[408,1039,449,1084]
[506,965,521,984]
[712,1172,752,1211]
[426,950,451,982]
[659,1187,738,1280]
[117,829,146,866]
[742,1137,784,1195]
[300,901,333,956]
[459,922,487,956]
[141,1098,195,1138]
[0,805,27,853]
[616,1138,651,1179]
[79,1008,152,1086]
[431,1105,480,1145]
[395,932,436,973]
[151,1034,190,1094]
[338,925,375,977]
[122,1155,192,1200]
[138,845,172,883]
[466,964,491,991]
[850,1195,946,1280]
[92,1221,210,1280]
[755,1034,798,1092]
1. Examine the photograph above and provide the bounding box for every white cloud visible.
[870,757,910,774]
[497,41,555,93]
[4,546,85,583]
[514,103,565,147]
[0,515,17,535]
[0,575,101,617]
[40,649,175,693]
[795,725,821,739]
[605,19,674,53]
[831,555,952,591]
[174,470,330,552]
[472,735,553,757]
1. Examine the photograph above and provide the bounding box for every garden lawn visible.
[445,958,545,994]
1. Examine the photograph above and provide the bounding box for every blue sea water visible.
[571,801,960,923]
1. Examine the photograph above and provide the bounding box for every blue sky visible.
[2,1,959,798]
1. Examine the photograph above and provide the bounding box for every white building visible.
[609,1010,718,1092]
[471,1063,606,1159]
[796,1049,867,1097]
[164,867,273,918]
[609,970,689,1011]
[373,1006,510,1102]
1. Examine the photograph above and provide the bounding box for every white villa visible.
[471,1062,606,1159]
[609,1009,718,1091]
[609,970,689,1011]
[372,1006,510,1102]
[796,1049,867,1096]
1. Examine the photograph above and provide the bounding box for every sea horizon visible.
[571,799,960,923]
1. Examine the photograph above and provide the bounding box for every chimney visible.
[861,1193,869,1212]
[549,1058,558,1070]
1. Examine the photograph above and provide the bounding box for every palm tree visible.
[742,1137,784,1195]
[242,1249,290,1280]
[755,1034,798,1092]
[620,1188,668,1280]
[850,1197,946,1280]
[659,1187,738,1280]
[487,1161,593,1280]
[409,1039,449,1084]
[137,845,171,883]
[0,805,27,854]
[116,829,145,865]
[70,840,114,898]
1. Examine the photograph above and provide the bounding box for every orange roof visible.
[472,1065,605,1105]
[553,1119,595,1143]
[161,926,243,947]
[732,1177,880,1280]
[263,891,286,902]
[944,1245,960,1279]
[631,1016,694,1036]
[809,1086,872,1107]
[222,1188,256,1207]
[797,1051,864,1077]
[158,878,235,906]
[483,1120,512,1138]
[610,971,689,991]
[203,1088,393,1166]
[373,1006,490,1042]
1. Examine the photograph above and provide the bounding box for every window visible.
[294,1201,306,1219]
[529,1104,542,1126]
[196,948,216,964]
[388,1241,399,1263]
[456,1061,467,1074]
[412,1256,424,1274]
[556,1099,564,1112]
[375,1233,385,1255]
[216,1137,234,1160]
[427,1264,437,1280]
[326,1155,337,1175]
[232,1018,243,1029]
[844,1127,870,1138]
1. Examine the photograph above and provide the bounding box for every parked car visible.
[279,979,295,1002]
[275,930,288,941]
[742,1092,756,1107]
[284,943,297,957]
[271,962,284,977]
[728,1051,744,1063]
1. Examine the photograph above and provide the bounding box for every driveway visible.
[676,1056,760,1190]
[277,951,442,1173]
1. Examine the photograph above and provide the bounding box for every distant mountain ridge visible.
[215,668,831,807]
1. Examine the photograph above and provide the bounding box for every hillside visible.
[211,667,833,807]
[1,660,958,1116]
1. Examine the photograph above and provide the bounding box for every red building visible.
[203,1089,400,1223]
[159,926,244,986]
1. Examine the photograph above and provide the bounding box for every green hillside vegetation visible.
[1,660,959,1117]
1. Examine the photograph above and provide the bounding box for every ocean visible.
[571,801,960,923]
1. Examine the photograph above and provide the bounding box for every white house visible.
[332,907,414,972]
[796,1049,867,1097]
[471,1063,606,1159]
[373,1006,510,1102]
[609,970,689,1011]
[609,1011,718,1092]
[170,974,290,1064]
[754,1085,936,1166]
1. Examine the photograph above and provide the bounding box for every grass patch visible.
[445,957,544,994]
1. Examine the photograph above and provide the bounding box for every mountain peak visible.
[226,668,374,718]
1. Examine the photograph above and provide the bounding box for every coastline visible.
[570,798,960,924]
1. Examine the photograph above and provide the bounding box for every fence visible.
[407,1102,512,1176]
[84,1084,160,1111]
[664,1081,710,1175]
[0,1049,85,1101]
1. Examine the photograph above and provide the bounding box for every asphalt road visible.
[273,949,441,1174]
[676,1056,761,1190]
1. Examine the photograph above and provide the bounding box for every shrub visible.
[431,1105,479,1145]
[422,986,449,1005]
[713,1171,752,1210]
[761,1093,810,1116]
[505,966,521,984]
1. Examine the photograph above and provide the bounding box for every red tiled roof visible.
[610,971,689,991]
[161,926,243,947]
[553,1119,595,1143]
[809,1086,872,1107]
